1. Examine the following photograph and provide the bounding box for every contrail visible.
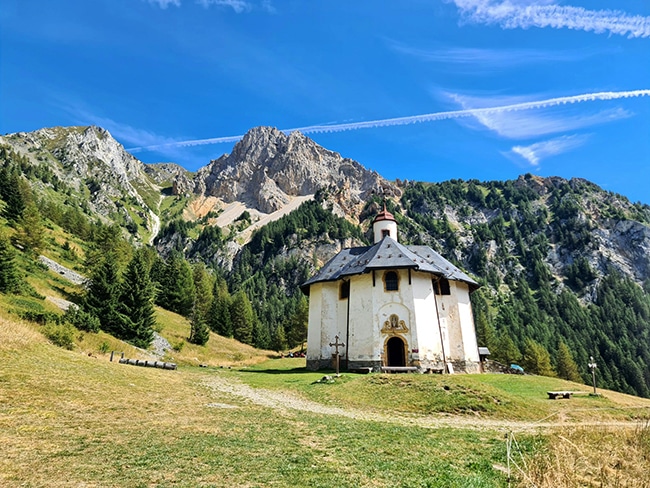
[452,0,650,39]
[127,89,650,152]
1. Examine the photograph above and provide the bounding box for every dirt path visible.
[203,375,641,433]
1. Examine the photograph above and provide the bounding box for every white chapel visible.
[301,205,482,373]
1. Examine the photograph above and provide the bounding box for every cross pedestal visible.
[329,335,345,376]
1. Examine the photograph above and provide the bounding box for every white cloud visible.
[147,0,181,8]
[127,89,650,151]
[451,0,650,38]
[197,0,252,13]
[261,0,276,14]
[449,92,633,138]
[388,42,593,69]
[510,134,589,166]
[63,105,191,160]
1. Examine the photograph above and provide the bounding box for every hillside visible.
[1,314,649,487]
[1,124,650,398]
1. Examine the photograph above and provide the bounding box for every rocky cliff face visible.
[399,174,650,292]
[193,127,399,214]
[0,126,159,235]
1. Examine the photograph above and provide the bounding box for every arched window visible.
[384,271,399,291]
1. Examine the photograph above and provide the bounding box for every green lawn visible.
[227,358,649,422]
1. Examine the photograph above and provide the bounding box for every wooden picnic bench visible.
[547,390,588,400]
[547,391,573,399]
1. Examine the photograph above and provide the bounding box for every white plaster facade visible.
[302,207,481,373]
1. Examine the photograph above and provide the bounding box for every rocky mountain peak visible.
[194,126,399,214]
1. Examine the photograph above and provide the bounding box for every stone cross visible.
[329,335,345,376]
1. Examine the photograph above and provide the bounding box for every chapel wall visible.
[411,273,444,366]
[457,283,480,364]
[438,281,465,362]
[348,274,379,363]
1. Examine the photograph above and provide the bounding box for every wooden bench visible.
[547,391,575,399]
[381,366,418,373]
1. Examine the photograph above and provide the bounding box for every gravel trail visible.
[202,375,641,433]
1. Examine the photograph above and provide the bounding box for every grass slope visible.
[2,313,650,487]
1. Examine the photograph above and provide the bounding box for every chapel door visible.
[386,337,406,367]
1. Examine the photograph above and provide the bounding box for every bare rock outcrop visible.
[194,127,399,214]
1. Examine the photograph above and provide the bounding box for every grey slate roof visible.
[301,236,479,292]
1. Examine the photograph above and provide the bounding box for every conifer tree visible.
[192,262,214,323]
[0,231,21,293]
[271,324,288,352]
[253,320,271,349]
[0,165,27,223]
[207,278,232,337]
[119,249,156,348]
[189,304,210,345]
[287,295,309,350]
[158,252,195,317]
[522,339,556,377]
[492,331,521,365]
[555,340,582,382]
[84,253,127,337]
[14,201,44,254]
[230,290,254,344]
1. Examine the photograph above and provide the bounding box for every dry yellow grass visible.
[522,424,650,487]
[0,314,45,351]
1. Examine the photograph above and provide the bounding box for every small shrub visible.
[64,306,100,333]
[42,322,76,350]
[22,283,45,299]
[172,340,185,352]
[20,310,61,325]
[98,341,110,354]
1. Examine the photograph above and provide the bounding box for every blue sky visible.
[1,0,649,203]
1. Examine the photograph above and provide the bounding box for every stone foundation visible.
[307,357,482,374]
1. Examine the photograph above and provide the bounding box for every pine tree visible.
[271,324,288,352]
[83,254,128,337]
[189,304,210,345]
[0,166,27,223]
[0,231,21,293]
[253,320,270,349]
[207,279,233,337]
[158,252,195,317]
[14,201,44,254]
[287,295,309,350]
[192,262,214,323]
[230,290,254,344]
[492,331,521,365]
[555,340,582,382]
[522,339,556,377]
[119,249,156,348]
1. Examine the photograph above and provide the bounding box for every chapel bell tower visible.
[373,204,398,243]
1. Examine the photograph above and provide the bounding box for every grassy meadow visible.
[2,310,650,487]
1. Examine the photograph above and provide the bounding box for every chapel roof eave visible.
[300,236,481,292]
